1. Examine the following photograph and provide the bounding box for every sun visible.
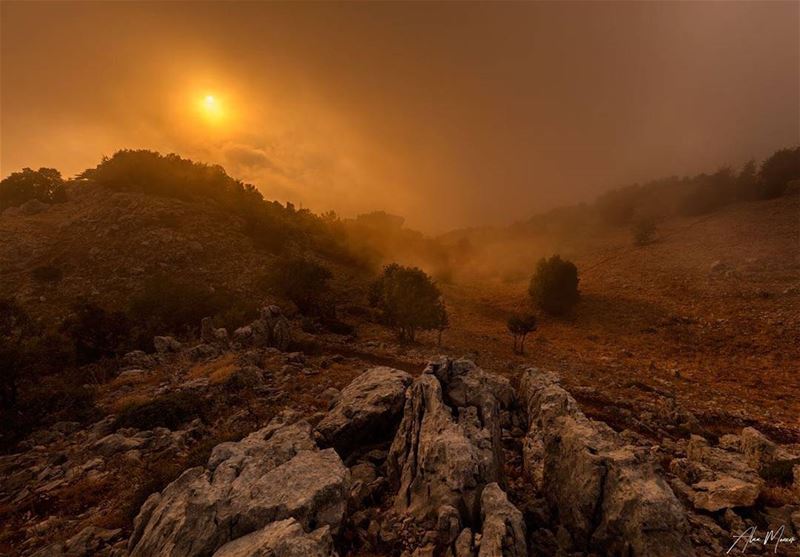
[199,93,223,122]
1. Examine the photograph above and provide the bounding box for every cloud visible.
[221,143,287,177]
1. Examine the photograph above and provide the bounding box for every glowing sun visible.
[199,93,223,122]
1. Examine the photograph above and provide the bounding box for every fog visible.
[2,1,798,231]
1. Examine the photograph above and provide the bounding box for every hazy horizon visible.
[2,1,798,231]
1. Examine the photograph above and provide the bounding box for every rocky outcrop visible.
[387,358,510,527]
[30,526,123,557]
[669,434,764,512]
[211,518,336,557]
[316,366,413,456]
[521,368,694,556]
[251,305,291,351]
[128,415,349,557]
[478,483,527,557]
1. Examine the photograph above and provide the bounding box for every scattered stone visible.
[153,335,182,353]
[31,526,122,557]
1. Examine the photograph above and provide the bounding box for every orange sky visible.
[1,1,798,231]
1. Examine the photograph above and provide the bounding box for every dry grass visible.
[187,353,238,384]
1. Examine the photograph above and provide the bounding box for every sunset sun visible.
[199,93,223,122]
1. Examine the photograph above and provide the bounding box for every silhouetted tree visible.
[0,167,66,211]
[369,263,447,342]
[758,147,800,199]
[529,256,579,316]
[507,313,537,354]
[259,256,333,316]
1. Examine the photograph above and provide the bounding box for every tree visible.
[758,147,800,199]
[61,301,131,365]
[369,263,447,342]
[0,167,66,211]
[507,313,537,354]
[260,257,333,315]
[632,217,657,246]
[0,299,35,408]
[529,255,579,316]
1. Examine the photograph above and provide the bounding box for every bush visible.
[0,298,36,409]
[369,263,448,342]
[258,257,333,315]
[529,256,579,316]
[507,313,537,354]
[61,301,132,365]
[0,168,66,211]
[632,218,657,246]
[113,391,206,431]
[129,276,254,342]
[758,147,800,199]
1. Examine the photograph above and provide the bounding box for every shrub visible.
[129,276,253,341]
[258,256,333,315]
[758,147,800,199]
[369,263,448,342]
[60,301,132,365]
[529,256,579,316]
[113,391,206,431]
[632,218,657,246]
[0,298,36,409]
[507,313,537,354]
[0,168,66,211]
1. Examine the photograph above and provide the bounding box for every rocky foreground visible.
[7,347,799,557]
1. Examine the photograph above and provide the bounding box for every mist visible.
[2,1,798,231]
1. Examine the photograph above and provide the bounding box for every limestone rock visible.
[520,368,694,556]
[388,359,506,525]
[128,417,349,557]
[211,518,336,557]
[478,483,526,557]
[153,335,182,353]
[316,366,412,456]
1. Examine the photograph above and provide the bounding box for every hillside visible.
[437,193,800,441]
[1,164,799,556]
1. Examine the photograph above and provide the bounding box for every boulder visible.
[478,483,526,557]
[187,343,219,361]
[251,305,291,351]
[388,359,507,526]
[128,417,349,557]
[739,427,800,479]
[153,335,182,353]
[211,518,335,557]
[316,366,413,456]
[672,434,764,511]
[520,368,694,556]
